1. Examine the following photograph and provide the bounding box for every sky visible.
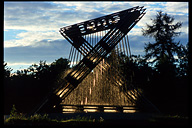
[4,1,189,73]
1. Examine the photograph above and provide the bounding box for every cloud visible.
[7,62,32,66]
[4,39,71,72]
[128,34,155,55]
[4,40,71,64]
[4,1,188,49]
[4,2,188,71]
[164,2,188,14]
[4,2,65,31]
[4,2,188,35]
[4,30,63,47]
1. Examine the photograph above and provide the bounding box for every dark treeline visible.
[118,52,188,116]
[119,11,189,116]
[4,11,188,116]
[4,58,70,114]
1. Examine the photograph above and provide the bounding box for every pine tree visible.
[142,11,182,77]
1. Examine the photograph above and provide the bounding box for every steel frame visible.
[32,6,150,114]
[58,6,146,98]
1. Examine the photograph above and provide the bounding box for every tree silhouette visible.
[4,62,12,78]
[176,42,189,77]
[142,11,182,76]
[141,11,189,115]
[4,57,70,114]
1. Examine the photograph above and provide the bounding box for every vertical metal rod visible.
[93,32,95,46]
[95,32,97,47]
[76,49,80,65]
[126,35,132,58]
[88,34,90,46]
[91,33,93,46]
[79,50,82,62]
[116,43,120,67]
[70,48,75,66]
[100,30,102,39]
[122,37,126,56]
[124,35,129,57]
[69,46,73,62]
[118,35,122,54]
[70,46,75,67]
[88,33,90,48]
[73,48,77,66]
[84,35,88,56]
[68,46,73,62]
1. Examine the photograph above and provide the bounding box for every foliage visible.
[142,11,182,74]
[140,11,188,115]
[10,105,17,117]
[4,62,12,78]
[5,105,27,124]
[176,43,189,77]
[5,105,99,125]
[4,57,70,114]
[5,105,54,124]
[5,107,188,126]
[63,115,95,122]
[141,10,189,82]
